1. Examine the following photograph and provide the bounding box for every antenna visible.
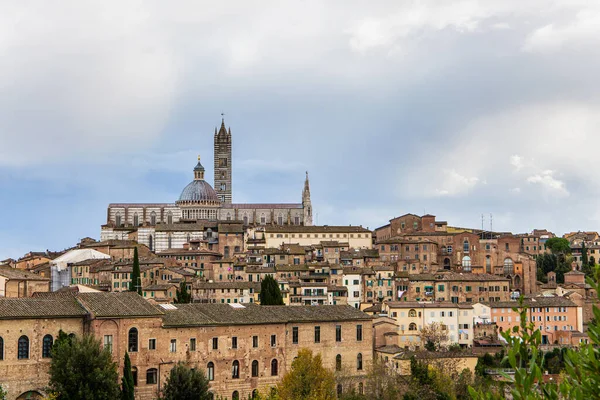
[481,214,484,240]
[490,213,493,235]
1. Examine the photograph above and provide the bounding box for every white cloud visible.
[526,170,569,196]
[523,8,600,53]
[510,155,523,171]
[435,169,479,197]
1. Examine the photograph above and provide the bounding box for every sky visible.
[1,0,600,260]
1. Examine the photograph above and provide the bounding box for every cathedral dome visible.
[178,180,220,202]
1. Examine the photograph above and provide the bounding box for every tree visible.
[278,348,336,400]
[419,322,449,351]
[581,242,589,269]
[130,247,142,295]
[0,384,7,400]
[175,281,192,304]
[48,333,119,400]
[260,275,284,305]
[160,362,211,400]
[121,352,135,400]
[545,238,571,256]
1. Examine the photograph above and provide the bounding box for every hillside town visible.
[0,120,598,400]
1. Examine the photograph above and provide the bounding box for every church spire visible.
[302,171,313,226]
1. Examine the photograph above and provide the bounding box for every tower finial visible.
[221,112,225,124]
[198,155,201,161]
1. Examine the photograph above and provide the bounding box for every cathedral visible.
[100,119,313,251]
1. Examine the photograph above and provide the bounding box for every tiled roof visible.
[76,292,163,318]
[194,282,261,290]
[108,203,174,207]
[162,303,371,327]
[218,223,244,233]
[490,297,577,308]
[145,284,178,291]
[0,296,86,319]
[155,223,206,232]
[386,301,474,309]
[264,225,371,234]
[0,266,49,281]
[434,272,511,282]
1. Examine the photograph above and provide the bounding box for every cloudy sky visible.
[1,0,599,259]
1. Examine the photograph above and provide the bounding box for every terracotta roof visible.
[195,282,261,290]
[386,301,474,309]
[161,303,371,327]
[218,223,244,233]
[0,296,86,319]
[76,292,163,318]
[490,297,578,308]
[145,284,178,291]
[0,266,49,281]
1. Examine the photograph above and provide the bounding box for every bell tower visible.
[303,171,313,226]
[214,117,232,204]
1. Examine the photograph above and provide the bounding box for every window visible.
[170,339,177,353]
[253,336,259,348]
[17,335,29,359]
[408,309,417,317]
[358,382,364,395]
[463,239,469,253]
[336,325,342,342]
[148,338,156,350]
[356,325,363,341]
[504,258,514,275]
[462,256,471,268]
[271,359,278,376]
[207,362,214,381]
[212,337,218,350]
[409,323,417,331]
[132,367,138,386]
[314,326,321,343]
[292,327,298,344]
[357,353,363,370]
[42,335,53,358]
[232,360,240,379]
[104,335,113,353]
[337,384,343,397]
[128,328,138,352]
[146,368,158,384]
[336,354,342,371]
[270,334,277,347]
[189,338,196,351]
[115,212,122,226]
[0,337,3,360]
[150,211,156,225]
[133,213,139,227]
[232,391,239,400]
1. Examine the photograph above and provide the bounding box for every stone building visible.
[101,119,313,253]
[0,292,372,400]
[0,266,50,297]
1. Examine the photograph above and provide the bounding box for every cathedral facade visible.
[101,119,313,252]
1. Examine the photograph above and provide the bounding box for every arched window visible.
[167,211,173,225]
[463,239,469,253]
[186,234,191,243]
[443,258,451,270]
[227,213,232,221]
[271,359,278,376]
[357,353,363,370]
[408,309,417,317]
[146,368,157,384]
[462,256,471,268]
[18,336,29,359]
[251,360,259,377]
[115,212,122,227]
[485,255,491,272]
[260,213,266,225]
[243,215,249,225]
[336,354,342,371]
[504,258,514,275]
[232,391,239,400]
[42,335,53,358]
[0,336,3,360]
[128,328,138,352]
[168,234,172,249]
[277,215,283,225]
[358,382,364,395]
[337,384,343,397]
[133,213,139,227]
[148,235,153,251]
[409,323,417,331]
[232,360,240,379]
[207,362,214,381]
[150,211,156,226]
[252,390,259,399]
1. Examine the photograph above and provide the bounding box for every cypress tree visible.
[260,275,284,305]
[175,281,192,304]
[582,242,589,269]
[130,247,142,295]
[121,352,135,400]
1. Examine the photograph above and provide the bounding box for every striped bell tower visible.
[214,117,232,204]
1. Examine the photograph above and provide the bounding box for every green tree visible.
[277,348,336,400]
[160,362,211,400]
[260,275,284,305]
[130,247,142,294]
[0,384,7,400]
[581,242,589,269]
[175,281,192,304]
[48,333,119,400]
[121,352,135,400]
[545,238,571,255]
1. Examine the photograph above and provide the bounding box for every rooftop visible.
[264,225,371,234]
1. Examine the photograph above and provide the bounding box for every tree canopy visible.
[175,281,192,304]
[278,348,336,400]
[130,247,142,295]
[260,275,285,305]
[121,352,135,400]
[160,362,211,400]
[545,237,571,255]
[48,332,119,400]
